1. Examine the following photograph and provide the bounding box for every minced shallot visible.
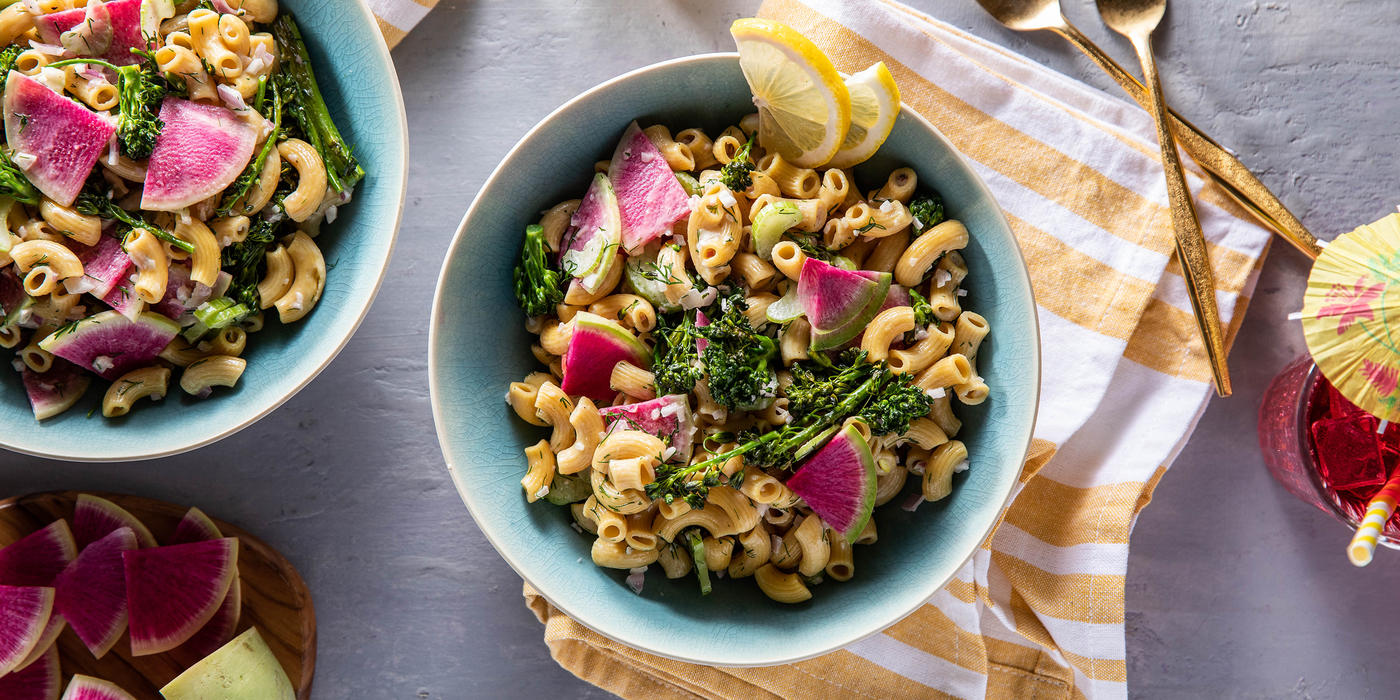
[902,493,925,512]
[625,569,646,594]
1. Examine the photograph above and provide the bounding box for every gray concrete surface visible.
[0,1,1394,698]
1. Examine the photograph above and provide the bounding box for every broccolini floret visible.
[695,292,778,411]
[512,224,565,317]
[718,131,757,193]
[0,45,22,77]
[909,190,946,236]
[645,351,934,508]
[651,310,703,396]
[273,15,364,194]
[0,149,39,205]
[52,53,169,160]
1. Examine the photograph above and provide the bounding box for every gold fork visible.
[974,0,1322,261]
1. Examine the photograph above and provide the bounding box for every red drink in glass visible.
[1259,354,1400,545]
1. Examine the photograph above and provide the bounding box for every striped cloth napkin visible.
[365,0,436,48]
[508,0,1275,699]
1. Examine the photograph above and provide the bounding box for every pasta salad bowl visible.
[0,0,407,462]
[430,53,1039,666]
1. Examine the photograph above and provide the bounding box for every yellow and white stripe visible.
[1347,474,1400,566]
[519,0,1273,697]
[367,0,437,48]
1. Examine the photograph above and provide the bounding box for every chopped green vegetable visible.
[194,296,249,330]
[685,528,711,595]
[512,224,565,317]
[905,288,935,344]
[675,171,701,197]
[696,291,778,412]
[221,215,280,313]
[651,310,703,397]
[0,149,39,205]
[273,14,364,193]
[718,130,757,193]
[909,191,946,236]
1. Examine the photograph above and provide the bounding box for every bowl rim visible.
[0,0,410,463]
[430,51,1041,667]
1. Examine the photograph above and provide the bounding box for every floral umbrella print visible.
[1302,213,1400,423]
[1316,276,1384,334]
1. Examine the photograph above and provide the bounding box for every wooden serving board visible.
[0,491,316,700]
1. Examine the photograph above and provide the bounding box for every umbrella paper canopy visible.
[1303,213,1400,422]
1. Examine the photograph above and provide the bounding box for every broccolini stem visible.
[652,371,889,496]
[273,14,364,193]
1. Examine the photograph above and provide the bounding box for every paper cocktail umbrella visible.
[1301,213,1400,422]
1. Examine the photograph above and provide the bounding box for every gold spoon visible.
[1096,0,1230,396]
[974,0,1322,260]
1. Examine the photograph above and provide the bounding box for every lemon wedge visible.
[826,62,901,170]
[730,19,851,169]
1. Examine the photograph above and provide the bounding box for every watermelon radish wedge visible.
[59,675,138,700]
[560,311,651,402]
[21,360,92,421]
[784,423,877,544]
[797,258,886,333]
[142,98,257,211]
[606,121,691,252]
[0,520,76,588]
[166,508,240,659]
[559,173,622,294]
[73,494,157,551]
[14,611,63,673]
[54,527,136,660]
[0,585,54,677]
[39,310,180,381]
[73,234,132,300]
[599,394,695,463]
[124,538,238,656]
[3,71,117,207]
[174,576,240,660]
[0,643,58,700]
[1,268,32,329]
[35,0,146,66]
[168,507,223,546]
[161,627,296,700]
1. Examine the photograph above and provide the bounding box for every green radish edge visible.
[73,494,158,551]
[559,311,651,402]
[797,258,883,333]
[623,244,680,314]
[559,173,622,293]
[765,283,803,324]
[751,201,802,260]
[809,272,892,351]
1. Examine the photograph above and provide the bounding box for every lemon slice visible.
[730,19,851,169]
[826,62,900,170]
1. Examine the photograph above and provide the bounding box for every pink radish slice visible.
[174,576,240,659]
[598,394,695,463]
[607,121,691,252]
[560,312,651,402]
[58,675,139,700]
[150,263,193,321]
[123,538,238,656]
[0,585,54,677]
[76,234,132,300]
[167,507,223,546]
[21,360,92,421]
[39,311,180,381]
[35,0,147,66]
[0,643,58,700]
[141,98,257,211]
[0,520,76,588]
[54,527,136,660]
[72,494,158,551]
[785,423,878,544]
[4,71,118,207]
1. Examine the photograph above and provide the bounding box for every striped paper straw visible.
[1347,472,1400,566]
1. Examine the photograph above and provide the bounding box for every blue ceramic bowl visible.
[0,0,407,462]
[431,54,1039,666]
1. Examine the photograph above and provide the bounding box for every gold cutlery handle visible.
[1132,33,1232,396]
[1055,22,1322,260]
